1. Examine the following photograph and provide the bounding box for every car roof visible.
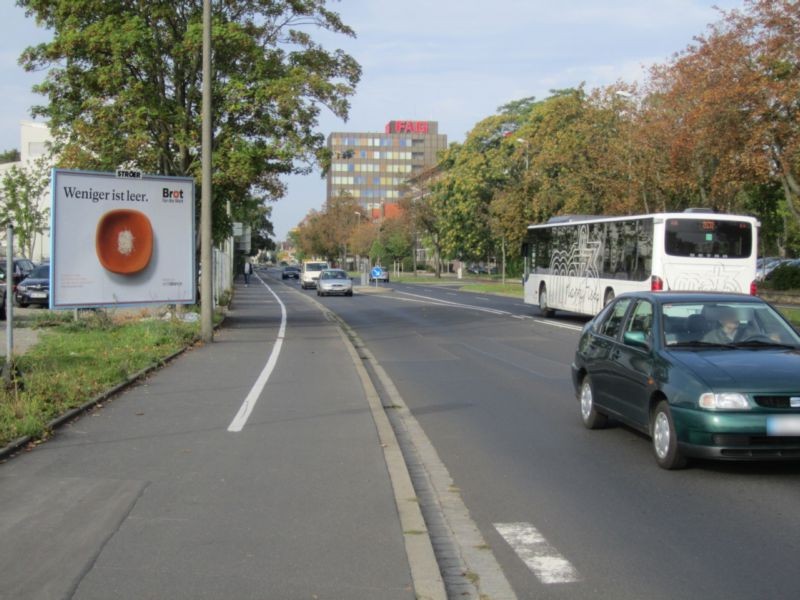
[614,291,766,305]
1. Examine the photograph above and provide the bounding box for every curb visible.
[0,316,225,462]
[302,292,446,600]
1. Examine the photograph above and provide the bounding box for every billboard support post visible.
[4,224,13,386]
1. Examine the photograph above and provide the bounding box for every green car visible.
[571,291,800,469]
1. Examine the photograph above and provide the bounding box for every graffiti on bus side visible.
[548,224,603,309]
[669,266,743,292]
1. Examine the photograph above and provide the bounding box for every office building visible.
[326,120,447,218]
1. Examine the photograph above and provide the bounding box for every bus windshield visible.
[665,218,752,259]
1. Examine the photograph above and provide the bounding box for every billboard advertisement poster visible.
[50,169,196,308]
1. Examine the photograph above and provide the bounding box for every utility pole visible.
[200,0,213,342]
[4,224,13,385]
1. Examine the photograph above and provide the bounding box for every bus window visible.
[632,219,654,281]
[534,229,551,272]
[665,219,752,258]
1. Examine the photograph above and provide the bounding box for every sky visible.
[1,0,746,240]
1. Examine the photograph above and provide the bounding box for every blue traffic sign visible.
[371,267,383,279]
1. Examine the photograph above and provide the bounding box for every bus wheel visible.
[539,284,555,318]
[604,288,615,306]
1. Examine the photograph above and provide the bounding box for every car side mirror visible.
[623,330,650,350]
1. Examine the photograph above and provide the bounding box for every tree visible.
[18,0,361,244]
[380,216,412,265]
[0,149,20,164]
[324,194,361,266]
[249,204,276,256]
[643,0,800,233]
[431,113,516,264]
[294,194,362,264]
[349,220,378,258]
[0,157,51,258]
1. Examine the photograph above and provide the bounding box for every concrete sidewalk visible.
[0,278,441,599]
[0,325,39,357]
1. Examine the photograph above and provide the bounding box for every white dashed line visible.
[494,522,581,584]
[531,319,583,331]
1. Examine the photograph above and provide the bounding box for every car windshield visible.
[306,263,327,271]
[662,301,800,348]
[322,270,347,279]
[28,265,49,279]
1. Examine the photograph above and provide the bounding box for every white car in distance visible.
[300,261,329,289]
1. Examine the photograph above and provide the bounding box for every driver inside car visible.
[702,306,742,344]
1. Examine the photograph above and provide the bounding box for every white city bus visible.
[522,211,760,317]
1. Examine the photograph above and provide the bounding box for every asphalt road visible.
[293,272,800,600]
[0,277,415,600]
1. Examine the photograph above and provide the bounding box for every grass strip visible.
[0,311,202,448]
[778,306,800,326]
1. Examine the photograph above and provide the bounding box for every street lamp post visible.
[353,211,366,278]
[614,90,642,212]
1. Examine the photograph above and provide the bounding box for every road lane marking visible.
[396,291,511,316]
[372,290,585,331]
[494,522,581,584]
[531,319,583,331]
[227,275,287,432]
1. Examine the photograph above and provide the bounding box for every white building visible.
[0,120,53,262]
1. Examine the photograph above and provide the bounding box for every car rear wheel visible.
[580,376,608,429]
[651,400,687,470]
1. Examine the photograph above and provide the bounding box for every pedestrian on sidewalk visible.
[243,259,252,286]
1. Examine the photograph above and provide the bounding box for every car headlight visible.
[698,392,750,410]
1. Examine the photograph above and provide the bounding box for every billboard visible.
[51,169,195,308]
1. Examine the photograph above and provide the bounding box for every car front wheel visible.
[651,400,687,470]
[580,375,608,429]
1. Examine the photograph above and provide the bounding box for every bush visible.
[764,263,800,290]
